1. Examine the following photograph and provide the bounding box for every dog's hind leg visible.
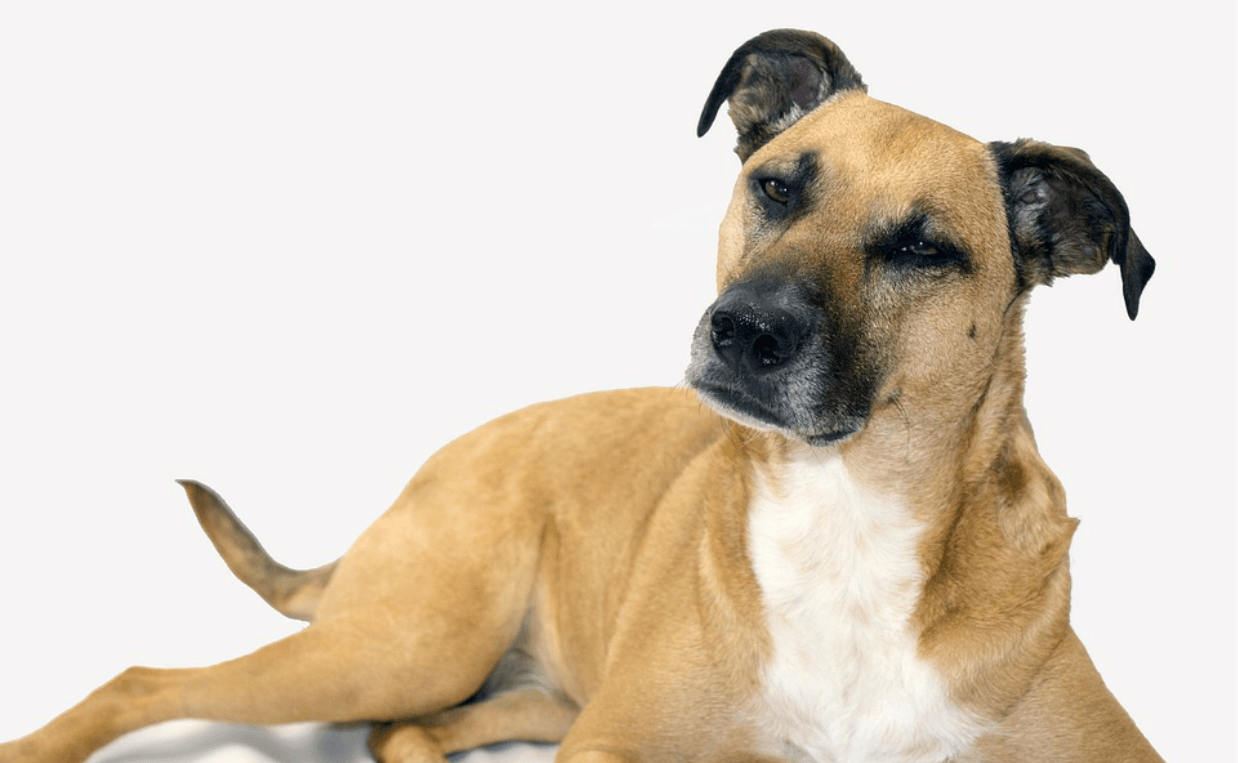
[369,688,578,763]
[0,614,514,763]
[370,646,578,761]
[2,477,549,763]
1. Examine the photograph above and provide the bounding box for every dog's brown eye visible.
[899,241,939,257]
[761,179,791,204]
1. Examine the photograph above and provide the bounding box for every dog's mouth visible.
[692,382,861,447]
[693,383,784,430]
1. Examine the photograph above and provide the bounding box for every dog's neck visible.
[739,312,1077,719]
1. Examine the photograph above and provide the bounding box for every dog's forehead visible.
[758,91,986,172]
[749,92,1003,233]
[732,91,1005,263]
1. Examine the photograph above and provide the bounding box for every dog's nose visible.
[708,283,811,374]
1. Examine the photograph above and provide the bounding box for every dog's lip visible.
[693,383,858,446]
[694,383,784,425]
[804,428,858,446]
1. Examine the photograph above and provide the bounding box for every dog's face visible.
[686,30,1154,448]
[689,92,1015,445]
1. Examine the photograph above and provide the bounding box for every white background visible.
[1,2,1233,762]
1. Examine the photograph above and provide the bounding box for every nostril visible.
[752,333,791,366]
[710,313,737,350]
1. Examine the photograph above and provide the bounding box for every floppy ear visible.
[990,139,1155,320]
[697,29,866,161]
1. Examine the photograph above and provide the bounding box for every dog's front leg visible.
[553,691,777,763]
[551,699,650,763]
[556,741,784,763]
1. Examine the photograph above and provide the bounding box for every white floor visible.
[88,721,556,763]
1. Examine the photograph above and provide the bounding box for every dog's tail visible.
[177,479,336,622]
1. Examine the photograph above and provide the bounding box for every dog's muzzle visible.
[686,280,868,446]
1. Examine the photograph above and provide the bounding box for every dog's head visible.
[686,30,1155,449]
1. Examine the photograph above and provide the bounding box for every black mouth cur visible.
[1,29,1162,763]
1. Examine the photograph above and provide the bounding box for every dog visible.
[0,29,1162,763]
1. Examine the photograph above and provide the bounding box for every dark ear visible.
[990,139,1155,320]
[697,29,866,161]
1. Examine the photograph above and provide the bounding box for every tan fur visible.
[0,30,1162,763]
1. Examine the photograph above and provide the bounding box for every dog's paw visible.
[367,721,451,763]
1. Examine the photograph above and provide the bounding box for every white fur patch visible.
[748,451,984,762]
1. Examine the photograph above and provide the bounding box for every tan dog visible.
[0,29,1163,763]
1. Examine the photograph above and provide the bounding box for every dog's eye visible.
[898,241,939,258]
[760,179,791,204]
[881,237,969,272]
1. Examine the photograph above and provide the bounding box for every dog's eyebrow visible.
[863,210,972,270]
[749,151,819,186]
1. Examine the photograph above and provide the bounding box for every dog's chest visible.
[747,455,982,763]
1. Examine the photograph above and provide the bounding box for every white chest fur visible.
[747,452,983,763]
